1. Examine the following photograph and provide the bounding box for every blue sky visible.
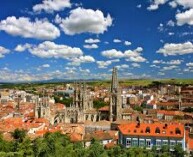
[0,0,193,82]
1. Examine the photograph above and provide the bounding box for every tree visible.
[173,144,186,157]
[11,129,26,143]
[93,100,107,109]
[88,139,107,157]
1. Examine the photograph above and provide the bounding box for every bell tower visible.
[109,67,122,121]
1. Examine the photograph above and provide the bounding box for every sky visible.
[0,0,193,82]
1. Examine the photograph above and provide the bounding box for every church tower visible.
[109,67,122,121]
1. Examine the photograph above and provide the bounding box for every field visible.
[1,79,193,90]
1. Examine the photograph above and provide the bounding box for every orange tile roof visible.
[157,110,184,116]
[69,133,82,142]
[118,122,184,138]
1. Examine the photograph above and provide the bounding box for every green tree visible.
[88,139,107,157]
[11,129,26,143]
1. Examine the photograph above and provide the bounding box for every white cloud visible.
[0,16,60,40]
[83,44,98,49]
[131,63,140,68]
[33,0,71,13]
[137,4,142,8]
[150,64,160,68]
[174,0,193,9]
[102,47,146,62]
[153,60,163,64]
[14,43,32,52]
[124,47,146,62]
[168,32,175,36]
[153,59,182,65]
[96,59,119,68]
[101,49,124,58]
[116,64,129,70]
[147,0,168,11]
[113,39,122,43]
[55,14,62,24]
[42,64,50,68]
[0,46,10,58]
[29,41,83,59]
[186,62,193,66]
[124,41,132,46]
[68,55,95,66]
[176,9,193,26]
[169,1,178,8]
[158,72,165,75]
[157,41,193,56]
[167,20,175,27]
[157,23,164,32]
[162,65,178,71]
[85,38,100,44]
[166,60,182,65]
[59,7,113,35]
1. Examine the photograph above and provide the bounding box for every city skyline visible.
[0,0,193,82]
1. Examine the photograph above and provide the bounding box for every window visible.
[177,141,182,147]
[162,140,168,145]
[170,140,176,150]
[119,133,123,144]
[132,138,138,146]
[146,139,151,148]
[155,127,160,134]
[126,138,131,148]
[145,127,151,133]
[175,128,181,135]
[156,139,162,149]
[139,139,145,147]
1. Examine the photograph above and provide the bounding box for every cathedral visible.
[34,67,124,124]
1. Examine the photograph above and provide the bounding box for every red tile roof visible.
[118,122,184,138]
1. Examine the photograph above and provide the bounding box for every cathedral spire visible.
[111,67,118,92]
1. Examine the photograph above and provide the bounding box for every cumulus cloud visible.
[157,41,193,56]
[14,43,32,52]
[59,7,113,35]
[96,59,119,68]
[85,38,100,44]
[124,41,132,46]
[186,62,193,66]
[29,41,83,59]
[162,65,178,71]
[68,55,95,66]
[101,47,146,62]
[147,0,168,11]
[101,49,124,58]
[124,47,146,62]
[83,44,98,49]
[42,64,50,68]
[153,59,182,65]
[33,0,71,13]
[0,46,10,58]
[176,9,193,26]
[113,39,122,43]
[131,63,140,68]
[167,20,175,27]
[0,16,60,40]
[116,64,129,70]
[173,0,193,9]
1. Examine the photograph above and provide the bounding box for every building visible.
[109,67,122,121]
[118,122,186,151]
[34,82,98,124]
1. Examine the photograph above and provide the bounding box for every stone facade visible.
[109,67,122,121]
[35,82,98,124]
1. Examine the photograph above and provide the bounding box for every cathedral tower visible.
[109,67,122,121]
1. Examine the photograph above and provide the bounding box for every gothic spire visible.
[111,67,119,92]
